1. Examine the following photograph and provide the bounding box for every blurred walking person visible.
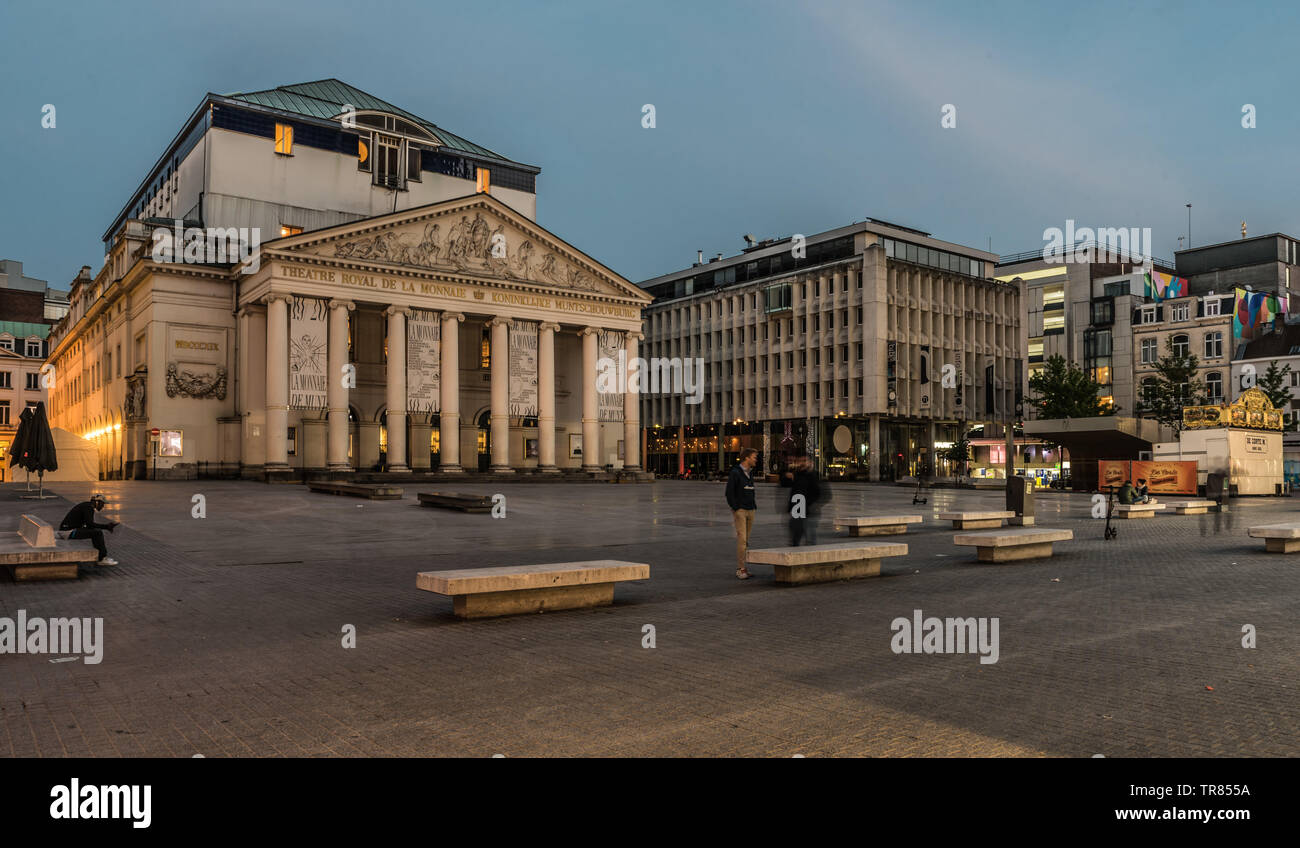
[781,454,823,546]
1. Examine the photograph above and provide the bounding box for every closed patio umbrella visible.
[9,405,34,488]
[18,402,58,500]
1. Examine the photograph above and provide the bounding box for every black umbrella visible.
[9,405,34,488]
[18,402,57,500]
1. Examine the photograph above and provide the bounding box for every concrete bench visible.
[969,479,1006,490]
[747,542,907,584]
[938,511,1014,530]
[0,515,98,581]
[417,560,649,618]
[833,515,923,537]
[1247,522,1300,553]
[418,492,493,513]
[1113,503,1166,519]
[952,527,1073,563]
[1162,499,1216,515]
[308,481,404,500]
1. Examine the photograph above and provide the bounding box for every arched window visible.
[1206,371,1223,402]
[1171,334,1190,358]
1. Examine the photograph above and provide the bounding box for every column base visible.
[439,464,464,473]
[537,465,561,474]
[388,465,412,473]
[490,465,516,474]
[326,463,353,472]
[264,462,291,471]
[582,465,602,473]
[623,465,643,472]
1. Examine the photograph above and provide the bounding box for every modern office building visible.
[638,221,1020,480]
[995,243,1176,415]
[46,80,649,480]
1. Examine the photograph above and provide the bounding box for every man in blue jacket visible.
[726,448,759,579]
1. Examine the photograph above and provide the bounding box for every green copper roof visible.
[0,321,52,339]
[227,79,516,164]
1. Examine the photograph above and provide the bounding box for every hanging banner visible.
[1234,287,1287,342]
[508,321,539,418]
[1144,270,1188,303]
[919,345,931,411]
[1130,460,1199,495]
[406,309,441,416]
[598,330,624,422]
[1098,460,1129,489]
[289,296,328,410]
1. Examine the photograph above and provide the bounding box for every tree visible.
[1136,337,1205,431]
[1255,360,1294,416]
[1027,355,1116,419]
[941,435,971,480]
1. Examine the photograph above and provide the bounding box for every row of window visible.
[881,238,986,278]
[1139,332,1224,363]
[0,337,45,357]
[0,400,39,426]
[0,372,41,390]
[1140,374,1224,403]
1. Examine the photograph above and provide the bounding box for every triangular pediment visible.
[268,194,650,302]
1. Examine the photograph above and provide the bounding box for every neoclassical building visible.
[48,193,649,478]
[44,79,650,478]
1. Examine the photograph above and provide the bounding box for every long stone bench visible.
[1162,499,1216,515]
[747,542,907,584]
[952,527,1073,563]
[1247,522,1300,553]
[833,515,923,537]
[417,560,649,618]
[0,515,99,581]
[938,511,1013,530]
[417,492,493,513]
[1113,503,1166,519]
[308,481,404,499]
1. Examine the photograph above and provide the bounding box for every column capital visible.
[329,299,356,312]
[580,326,602,338]
[262,292,293,306]
[442,311,465,323]
[538,322,561,333]
[489,315,513,329]
[625,331,644,343]
[236,303,264,318]
[385,305,412,319]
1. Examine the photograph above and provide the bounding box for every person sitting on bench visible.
[1134,478,1156,504]
[58,493,119,566]
[1117,480,1138,505]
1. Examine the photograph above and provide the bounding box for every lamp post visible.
[1186,204,1192,249]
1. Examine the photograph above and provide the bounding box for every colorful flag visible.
[1144,270,1188,303]
[1233,287,1288,341]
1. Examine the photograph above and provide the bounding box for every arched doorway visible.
[475,409,490,472]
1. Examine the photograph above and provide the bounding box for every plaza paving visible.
[1,478,1296,757]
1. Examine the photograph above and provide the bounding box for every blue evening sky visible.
[1,0,1294,289]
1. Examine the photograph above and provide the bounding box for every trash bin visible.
[1007,475,1035,525]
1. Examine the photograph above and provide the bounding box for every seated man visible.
[1134,478,1156,504]
[58,493,119,566]
[1116,480,1137,505]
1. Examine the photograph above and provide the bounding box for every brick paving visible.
[1,479,1296,757]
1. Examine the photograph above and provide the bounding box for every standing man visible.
[58,493,119,566]
[726,448,759,580]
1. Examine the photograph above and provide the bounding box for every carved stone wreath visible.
[166,363,227,400]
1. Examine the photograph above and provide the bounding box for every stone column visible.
[623,332,642,471]
[868,414,881,482]
[489,316,514,473]
[385,306,411,472]
[439,312,464,472]
[264,293,292,471]
[327,299,355,471]
[537,322,560,472]
[1004,422,1016,480]
[580,327,601,471]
